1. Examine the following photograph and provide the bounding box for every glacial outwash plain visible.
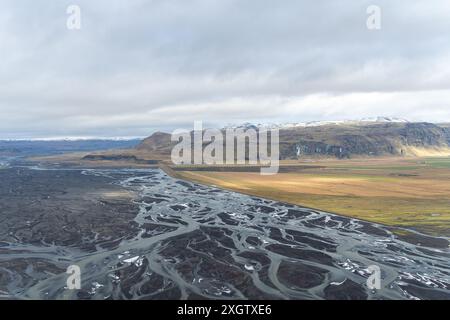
[33,121,450,237]
[1,120,448,300]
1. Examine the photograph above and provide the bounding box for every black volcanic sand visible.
[0,168,140,249]
[0,167,449,300]
[0,168,140,296]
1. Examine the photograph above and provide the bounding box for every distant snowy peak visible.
[2,137,144,142]
[359,117,409,123]
[224,117,409,130]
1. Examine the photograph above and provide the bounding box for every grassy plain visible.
[174,157,450,236]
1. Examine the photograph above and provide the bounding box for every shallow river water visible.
[1,167,449,300]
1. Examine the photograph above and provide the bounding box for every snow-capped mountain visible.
[359,117,409,123]
[224,117,409,130]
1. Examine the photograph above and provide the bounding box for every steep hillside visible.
[279,122,450,158]
[136,132,172,153]
[135,122,450,160]
[438,123,450,144]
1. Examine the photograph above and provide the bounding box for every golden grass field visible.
[173,157,450,236]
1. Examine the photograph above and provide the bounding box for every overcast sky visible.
[1,0,450,138]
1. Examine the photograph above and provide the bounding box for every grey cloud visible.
[0,0,450,138]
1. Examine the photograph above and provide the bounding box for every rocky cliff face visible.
[439,124,450,144]
[136,123,450,160]
[399,123,448,146]
[278,123,450,159]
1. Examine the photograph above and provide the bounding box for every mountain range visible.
[136,120,450,160]
[27,119,450,165]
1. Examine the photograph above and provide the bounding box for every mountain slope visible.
[279,122,450,158]
[136,131,172,153]
[135,122,450,160]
